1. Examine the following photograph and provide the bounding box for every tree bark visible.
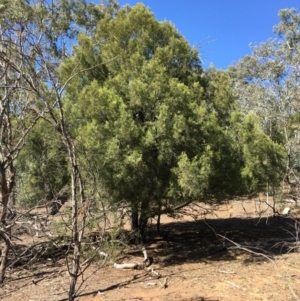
[68,159,80,301]
[0,164,10,225]
[139,200,149,241]
[64,139,85,301]
[0,231,10,283]
[0,162,14,283]
[57,127,86,301]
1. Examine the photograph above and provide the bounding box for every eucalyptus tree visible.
[0,0,48,282]
[230,8,300,197]
[0,1,106,297]
[60,4,241,238]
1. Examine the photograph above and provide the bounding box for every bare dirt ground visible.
[2,199,300,301]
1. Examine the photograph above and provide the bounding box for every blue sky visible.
[114,0,299,69]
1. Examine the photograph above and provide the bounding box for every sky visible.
[113,0,300,69]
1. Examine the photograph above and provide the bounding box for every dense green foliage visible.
[56,3,289,237]
[230,8,300,196]
[58,4,254,234]
[2,1,297,236]
[16,120,69,207]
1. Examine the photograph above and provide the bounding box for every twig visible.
[161,277,169,289]
[227,281,245,290]
[219,234,300,301]
[217,269,236,274]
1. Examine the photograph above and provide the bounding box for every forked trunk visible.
[66,141,86,301]
[130,201,150,242]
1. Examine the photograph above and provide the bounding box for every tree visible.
[15,119,70,208]
[230,111,285,193]
[230,8,300,198]
[201,68,246,197]
[0,0,44,282]
[0,1,104,296]
[60,4,241,238]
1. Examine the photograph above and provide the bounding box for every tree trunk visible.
[68,168,79,301]
[0,232,10,283]
[0,162,14,283]
[139,200,149,242]
[130,201,150,242]
[156,200,162,236]
[131,203,139,231]
[66,142,85,301]
[68,241,80,301]
[0,164,9,225]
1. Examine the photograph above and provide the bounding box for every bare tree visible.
[39,52,118,300]
[0,2,43,282]
[0,0,101,289]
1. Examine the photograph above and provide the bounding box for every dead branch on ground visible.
[218,234,300,301]
[113,247,153,270]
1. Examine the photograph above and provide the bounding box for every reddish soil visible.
[1,199,300,301]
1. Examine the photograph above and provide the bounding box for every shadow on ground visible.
[135,215,300,268]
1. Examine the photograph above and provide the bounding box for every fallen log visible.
[113,247,153,270]
[114,262,140,269]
